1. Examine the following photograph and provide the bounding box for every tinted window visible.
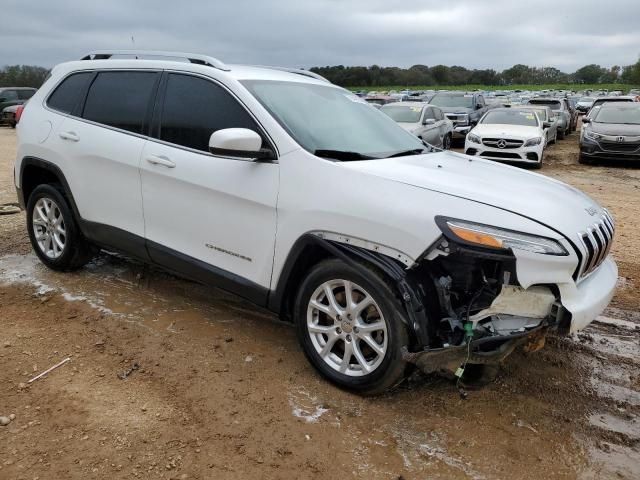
[18,90,35,100]
[160,74,260,152]
[0,90,18,101]
[47,73,93,114]
[83,71,158,134]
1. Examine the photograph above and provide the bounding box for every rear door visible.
[140,72,279,298]
[51,70,159,252]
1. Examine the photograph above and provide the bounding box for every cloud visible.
[1,0,639,71]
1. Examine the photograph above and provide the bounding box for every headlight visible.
[523,137,543,147]
[467,133,481,144]
[438,218,568,255]
[584,129,601,141]
[457,114,469,125]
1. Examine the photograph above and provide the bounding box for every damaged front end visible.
[400,230,566,380]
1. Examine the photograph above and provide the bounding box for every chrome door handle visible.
[59,131,79,142]
[146,155,176,168]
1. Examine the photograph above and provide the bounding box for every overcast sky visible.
[2,0,639,72]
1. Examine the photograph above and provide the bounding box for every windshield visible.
[380,104,423,123]
[481,110,539,127]
[242,80,425,158]
[594,106,640,124]
[521,108,548,121]
[579,97,594,103]
[430,94,473,108]
[528,100,561,111]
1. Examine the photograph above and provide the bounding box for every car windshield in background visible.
[594,106,640,124]
[242,80,425,159]
[579,97,595,103]
[380,105,423,123]
[430,94,474,108]
[481,110,539,127]
[529,100,561,111]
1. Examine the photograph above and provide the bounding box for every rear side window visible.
[47,72,93,114]
[18,90,35,100]
[159,73,260,152]
[82,71,158,135]
[0,90,18,101]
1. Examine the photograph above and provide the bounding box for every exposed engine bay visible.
[401,237,564,380]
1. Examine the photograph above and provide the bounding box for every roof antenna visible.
[131,36,138,59]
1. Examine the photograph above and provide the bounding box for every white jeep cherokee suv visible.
[15,51,617,394]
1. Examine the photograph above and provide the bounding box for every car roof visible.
[594,96,636,101]
[598,102,640,109]
[52,51,331,87]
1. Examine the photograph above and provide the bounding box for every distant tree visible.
[573,64,606,84]
[430,65,450,85]
[620,60,640,85]
[0,65,50,88]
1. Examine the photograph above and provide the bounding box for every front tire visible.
[26,184,94,271]
[442,133,452,150]
[294,259,409,395]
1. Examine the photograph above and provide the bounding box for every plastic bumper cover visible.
[558,256,617,333]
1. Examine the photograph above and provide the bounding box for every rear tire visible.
[26,184,95,271]
[442,133,452,150]
[294,258,410,395]
[557,128,565,140]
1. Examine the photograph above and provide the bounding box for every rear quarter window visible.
[82,71,159,135]
[47,72,94,114]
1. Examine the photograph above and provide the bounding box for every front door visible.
[140,72,279,300]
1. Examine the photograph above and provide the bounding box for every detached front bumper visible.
[559,256,618,333]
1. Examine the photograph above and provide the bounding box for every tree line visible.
[2,60,640,89]
[310,60,640,87]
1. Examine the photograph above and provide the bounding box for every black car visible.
[0,87,36,114]
[579,103,640,164]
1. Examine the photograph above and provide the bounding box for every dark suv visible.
[0,87,36,125]
[429,92,489,139]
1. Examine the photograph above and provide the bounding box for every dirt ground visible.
[0,124,638,480]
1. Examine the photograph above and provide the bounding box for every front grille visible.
[446,114,468,125]
[482,138,524,149]
[599,141,640,153]
[576,211,615,279]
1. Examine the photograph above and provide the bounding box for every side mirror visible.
[543,121,551,128]
[423,118,436,126]
[208,128,273,160]
[475,104,483,110]
[582,117,591,124]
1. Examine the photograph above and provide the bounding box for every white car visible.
[379,102,453,149]
[15,51,617,394]
[465,108,547,169]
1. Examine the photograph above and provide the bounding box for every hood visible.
[437,106,473,114]
[340,151,604,240]
[588,122,640,136]
[470,123,542,139]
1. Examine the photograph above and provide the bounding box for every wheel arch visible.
[19,157,82,223]
[269,233,431,347]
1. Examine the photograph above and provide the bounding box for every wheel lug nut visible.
[336,327,342,334]
[353,327,359,334]
[346,334,351,342]
[336,315,341,321]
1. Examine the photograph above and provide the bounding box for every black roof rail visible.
[80,50,230,72]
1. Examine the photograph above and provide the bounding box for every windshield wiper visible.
[314,149,376,161]
[384,148,428,158]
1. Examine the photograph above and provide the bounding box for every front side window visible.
[82,71,158,134]
[423,107,436,120]
[160,74,261,152]
[47,72,94,114]
[242,80,424,158]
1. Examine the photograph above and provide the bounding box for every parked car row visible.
[0,87,36,128]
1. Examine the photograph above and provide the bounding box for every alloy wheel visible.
[307,279,388,376]
[32,197,66,259]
